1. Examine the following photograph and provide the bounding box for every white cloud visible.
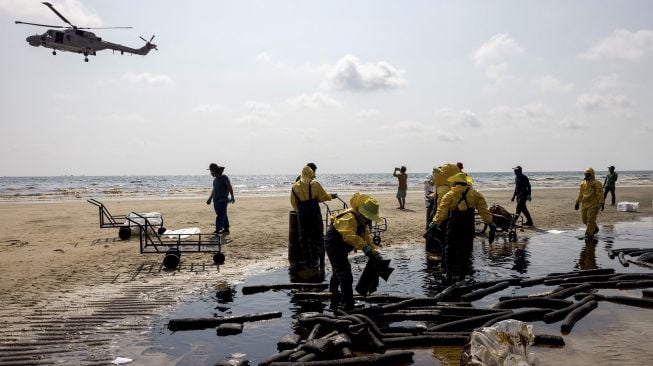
[256,52,271,63]
[592,74,619,90]
[123,72,172,86]
[235,101,275,127]
[435,131,463,142]
[576,94,634,111]
[579,29,653,62]
[193,104,224,113]
[559,116,583,129]
[234,113,271,128]
[435,109,481,128]
[104,113,145,123]
[474,34,524,66]
[356,109,380,119]
[51,92,79,102]
[490,103,552,120]
[284,93,342,109]
[386,121,462,142]
[244,101,271,111]
[533,75,573,93]
[324,54,406,91]
[643,123,653,133]
[3,0,102,27]
[484,63,508,81]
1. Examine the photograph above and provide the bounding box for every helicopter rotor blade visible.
[139,36,148,43]
[42,2,75,28]
[149,35,155,43]
[76,26,133,30]
[15,21,67,28]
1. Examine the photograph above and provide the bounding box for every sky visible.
[1,0,652,176]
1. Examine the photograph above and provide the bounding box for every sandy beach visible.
[1,187,652,363]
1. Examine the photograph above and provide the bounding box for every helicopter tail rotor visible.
[140,35,158,51]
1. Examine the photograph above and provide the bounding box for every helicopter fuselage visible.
[26,28,154,57]
[17,2,156,61]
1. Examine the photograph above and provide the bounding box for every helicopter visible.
[15,2,157,62]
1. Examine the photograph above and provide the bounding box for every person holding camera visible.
[393,166,408,209]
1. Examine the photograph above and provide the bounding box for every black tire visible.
[213,252,225,265]
[118,227,131,240]
[163,249,181,269]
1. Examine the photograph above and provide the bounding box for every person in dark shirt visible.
[603,165,618,206]
[511,166,533,226]
[206,163,235,235]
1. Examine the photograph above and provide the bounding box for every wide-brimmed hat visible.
[447,172,474,185]
[208,163,224,170]
[357,196,383,223]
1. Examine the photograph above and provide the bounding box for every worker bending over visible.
[325,193,383,310]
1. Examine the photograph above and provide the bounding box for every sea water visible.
[1,171,652,201]
[145,218,653,365]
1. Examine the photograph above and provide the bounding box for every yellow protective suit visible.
[433,185,493,225]
[575,167,604,236]
[290,165,333,210]
[330,208,379,254]
[430,163,460,202]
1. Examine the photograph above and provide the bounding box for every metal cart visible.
[475,209,522,242]
[127,212,226,269]
[87,198,165,240]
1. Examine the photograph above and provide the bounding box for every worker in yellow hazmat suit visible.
[290,165,337,268]
[574,168,605,239]
[429,173,493,278]
[325,193,382,309]
[425,163,461,253]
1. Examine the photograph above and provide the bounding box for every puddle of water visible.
[146,218,653,365]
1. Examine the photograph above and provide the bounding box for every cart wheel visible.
[213,252,225,265]
[158,227,167,235]
[118,227,131,240]
[163,249,181,269]
[509,230,517,242]
[373,235,382,245]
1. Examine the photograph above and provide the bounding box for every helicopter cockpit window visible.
[75,30,84,36]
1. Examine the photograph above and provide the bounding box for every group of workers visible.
[207,161,619,310]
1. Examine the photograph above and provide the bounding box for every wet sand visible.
[0,187,651,363]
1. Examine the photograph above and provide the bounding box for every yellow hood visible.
[434,163,460,187]
[584,167,596,180]
[300,165,315,184]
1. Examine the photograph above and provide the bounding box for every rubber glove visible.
[428,222,440,231]
[362,244,373,256]
[527,195,532,202]
[600,203,605,211]
[331,193,338,199]
[574,203,580,210]
[206,197,212,205]
[511,196,515,202]
[230,196,236,204]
